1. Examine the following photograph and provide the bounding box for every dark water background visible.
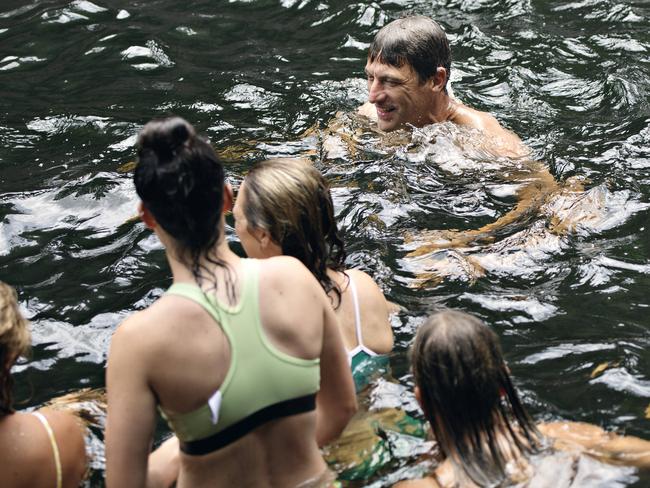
[1,0,649,486]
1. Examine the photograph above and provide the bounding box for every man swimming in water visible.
[354,16,582,272]
[358,15,525,156]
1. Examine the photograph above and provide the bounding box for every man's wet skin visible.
[212,42,595,289]
[341,55,563,263]
[359,59,527,158]
[317,109,561,246]
[311,106,650,289]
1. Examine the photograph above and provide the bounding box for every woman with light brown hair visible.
[397,310,650,487]
[0,281,87,488]
[233,158,393,391]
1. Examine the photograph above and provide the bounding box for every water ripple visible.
[1,1,650,484]
[521,342,616,364]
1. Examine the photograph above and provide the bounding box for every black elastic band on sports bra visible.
[179,393,317,456]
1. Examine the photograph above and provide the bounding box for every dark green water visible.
[1,0,649,486]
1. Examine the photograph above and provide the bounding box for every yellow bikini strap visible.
[33,411,63,488]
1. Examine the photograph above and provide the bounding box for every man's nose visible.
[368,79,384,103]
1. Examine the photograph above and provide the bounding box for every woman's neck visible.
[166,240,240,284]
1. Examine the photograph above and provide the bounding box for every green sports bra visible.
[159,259,320,455]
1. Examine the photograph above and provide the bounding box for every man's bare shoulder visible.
[451,103,513,136]
[450,103,528,157]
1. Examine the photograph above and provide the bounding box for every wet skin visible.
[361,60,526,156]
[364,60,439,132]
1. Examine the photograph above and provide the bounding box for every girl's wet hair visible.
[368,16,451,90]
[0,282,31,417]
[134,116,235,301]
[241,159,347,307]
[411,310,543,486]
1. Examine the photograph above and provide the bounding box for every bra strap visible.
[348,275,364,348]
[179,394,316,455]
[33,411,62,488]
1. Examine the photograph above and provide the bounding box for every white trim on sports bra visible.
[346,275,380,364]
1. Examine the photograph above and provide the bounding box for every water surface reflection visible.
[1,0,649,486]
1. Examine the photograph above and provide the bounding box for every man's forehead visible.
[365,59,415,77]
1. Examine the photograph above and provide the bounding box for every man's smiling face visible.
[365,59,434,132]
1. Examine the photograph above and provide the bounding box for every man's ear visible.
[138,202,156,230]
[223,183,234,213]
[431,67,447,93]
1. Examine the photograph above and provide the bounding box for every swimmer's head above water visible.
[411,310,543,486]
[233,158,347,305]
[360,16,524,153]
[362,16,451,132]
[134,117,235,297]
[0,281,31,416]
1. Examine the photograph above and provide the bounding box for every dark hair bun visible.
[138,117,195,164]
[134,116,225,261]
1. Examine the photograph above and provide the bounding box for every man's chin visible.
[377,118,399,132]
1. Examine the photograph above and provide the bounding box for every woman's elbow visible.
[316,397,357,447]
[333,396,358,436]
[344,396,358,420]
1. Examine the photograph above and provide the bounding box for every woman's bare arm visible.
[106,316,158,488]
[315,293,357,447]
[540,421,650,469]
[147,436,180,488]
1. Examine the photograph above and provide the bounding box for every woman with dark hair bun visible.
[105,117,356,488]
[0,281,87,488]
[397,310,650,488]
[233,158,393,392]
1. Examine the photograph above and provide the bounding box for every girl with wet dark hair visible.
[105,117,356,488]
[232,158,393,392]
[397,310,650,488]
[133,116,232,295]
[0,281,87,488]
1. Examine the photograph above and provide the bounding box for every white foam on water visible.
[42,11,88,24]
[591,367,650,397]
[71,0,107,14]
[224,83,281,110]
[521,342,616,365]
[461,292,559,323]
[0,175,138,256]
[121,41,174,68]
[108,134,137,152]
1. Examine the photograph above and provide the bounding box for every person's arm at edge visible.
[106,316,159,488]
[315,294,357,447]
[147,436,180,488]
[540,421,650,469]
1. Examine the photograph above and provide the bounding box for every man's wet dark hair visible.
[368,16,451,90]
[411,310,544,486]
[134,116,235,301]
